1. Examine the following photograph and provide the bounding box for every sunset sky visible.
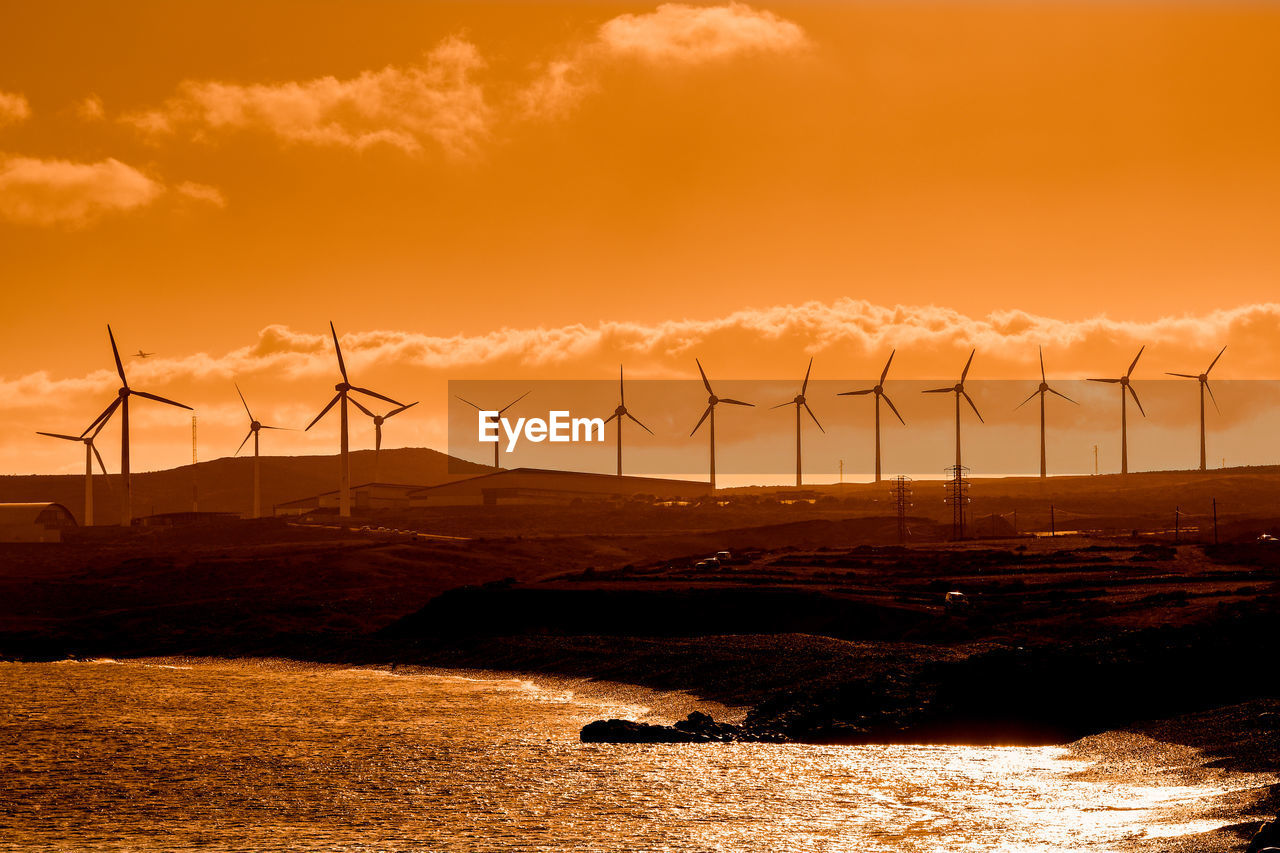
[3,1,1280,478]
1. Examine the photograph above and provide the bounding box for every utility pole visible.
[1050,504,1056,538]
[1212,497,1218,545]
[839,459,843,486]
[892,476,912,544]
[1175,506,1180,543]
[1093,445,1098,476]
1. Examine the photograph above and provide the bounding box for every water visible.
[0,660,1268,852]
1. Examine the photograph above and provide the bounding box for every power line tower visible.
[944,465,970,541]
[891,476,912,544]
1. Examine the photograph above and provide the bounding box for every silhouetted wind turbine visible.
[79,325,192,526]
[923,350,983,473]
[350,397,418,482]
[38,415,112,526]
[305,322,405,517]
[838,350,904,483]
[456,392,530,469]
[603,365,652,476]
[772,358,824,487]
[1166,346,1225,472]
[1088,346,1146,474]
[1015,347,1077,479]
[234,384,290,519]
[690,359,753,490]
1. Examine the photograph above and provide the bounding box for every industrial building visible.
[0,502,78,542]
[409,468,710,507]
[273,483,427,516]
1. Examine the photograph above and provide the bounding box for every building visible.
[0,502,78,542]
[409,468,710,507]
[273,482,427,516]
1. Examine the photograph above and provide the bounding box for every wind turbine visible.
[603,365,652,476]
[234,384,290,519]
[456,391,530,469]
[838,350,904,483]
[305,322,405,517]
[772,358,824,487]
[1015,347,1077,479]
[79,325,192,526]
[1088,346,1146,474]
[923,349,984,473]
[1166,346,1225,472]
[349,397,418,482]
[690,359,753,490]
[37,415,112,526]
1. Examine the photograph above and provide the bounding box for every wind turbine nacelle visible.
[1038,382,1049,392]
[794,395,805,405]
[614,405,627,416]
[954,383,964,393]
[118,387,129,399]
[708,394,718,405]
[336,382,350,392]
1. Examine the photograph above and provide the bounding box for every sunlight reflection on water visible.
[0,660,1267,852]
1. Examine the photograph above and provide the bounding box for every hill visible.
[0,447,492,522]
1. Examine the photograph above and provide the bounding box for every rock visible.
[580,712,790,744]
[1248,818,1280,853]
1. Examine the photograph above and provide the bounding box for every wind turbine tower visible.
[603,366,653,476]
[1015,347,1077,478]
[235,384,290,518]
[838,350,904,483]
[1088,346,1146,474]
[690,359,753,490]
[772,358,824,487]
[1166,346,1225,472]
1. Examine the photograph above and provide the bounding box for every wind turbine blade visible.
[92,443,110,477]
[83,398,122,438]
[306,393,342,431]
[1165,372,1197,379]
[838,388,874,396]
[1207,345,1226,374]
[770,401,793,410]
[801,357,813,395]
[107,325,127,386]
[880,349,895,384]
[960,349,975,382]
[718,398,753,407]
[922,387,953,394]
[1088,378,1121,384]
[455,395,483,411]
[603,412,620,424]
[235,383,253,420]
[350,386,404,408]
[37,431,82,441]
[349,395,375,418]
[1048,387,1077,404]
[330,321,348,382]
[1014,389,1040,410]
[803,402,824,433]
[1127,384,1146,417]
[690,405,713,436]
[881,393,906,425]
[963,390,984,423]
[619,365,624,406]
[1039,346,1046,383]
[498,390,531,414]
[695,359,713,394]
[1127,345,1145,378]
[131,389,193,410]
[626,412,654,435]
[259,425,292,430]
[235,430,253,455]
[1205,380,1220,413]
[386,401,418,419]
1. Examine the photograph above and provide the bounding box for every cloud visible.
[0,157,227,227]
[0,90,31,126]
[521,2,810,119]
[596,2,809,66]
[75,95,105,122]
[124,37,492,158]
[0,156,165,226]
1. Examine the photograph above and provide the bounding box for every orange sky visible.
[3,1,1280,476]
